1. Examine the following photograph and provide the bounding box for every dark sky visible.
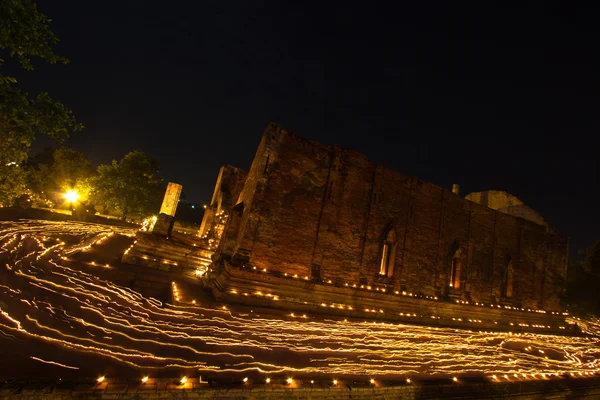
[7,2,599,254]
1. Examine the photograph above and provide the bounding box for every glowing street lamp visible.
[63,190,80,213]
[64,190,80,203]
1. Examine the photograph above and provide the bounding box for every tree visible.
[26,147,93,204]
[0,0,82,206]
[90,151,163,220]
[565,241,600,317]
[582,240,600,276]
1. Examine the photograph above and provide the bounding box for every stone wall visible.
[466,190,548,228]
[198,165,247,238]
[5,377,600,400]
[215,124,568,312]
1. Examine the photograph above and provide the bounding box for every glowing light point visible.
[64,190,80,203]
[243,377,248,383]
[180,376,187,385]
[142,376,149,383]
[333,379,338,385]
[453,377,458,382]
[97,376,105,383]
[265,378,271,383]
[370,378,375,384]
[287,378,293,384]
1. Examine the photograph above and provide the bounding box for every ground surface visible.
[1,219,599,387]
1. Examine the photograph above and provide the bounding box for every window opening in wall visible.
[503,258,514,298]
[379,228,396,277]
[449,248,462,289]
[311,263,321,281]
[380,243,391,275]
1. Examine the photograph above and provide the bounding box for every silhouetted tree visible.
[26,147,93,204]
[90,150,163,220]
[565,241,600,317]
[0,0,82,206]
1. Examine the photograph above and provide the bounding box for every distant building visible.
[201,124,570,333]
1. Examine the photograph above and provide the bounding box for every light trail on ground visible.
[0,220,599,381]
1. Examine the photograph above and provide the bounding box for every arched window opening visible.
[449,248,462,289]
[379,243,391,275]
[379,228,396,278]
[503,258,514,298]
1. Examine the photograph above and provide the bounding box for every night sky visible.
[7,2,599,254]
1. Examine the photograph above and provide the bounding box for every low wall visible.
[2,377,600,400]
[208,261,577,335]
[121,232,213,276]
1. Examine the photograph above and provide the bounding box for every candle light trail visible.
[0,220,599,381]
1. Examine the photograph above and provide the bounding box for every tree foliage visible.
[26,147,93,203]
[582,240,600,276]
[0,0,82,206]
[90,151,163,219]
[565,241,600,317]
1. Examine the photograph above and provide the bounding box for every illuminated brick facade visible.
[208,124,568,326]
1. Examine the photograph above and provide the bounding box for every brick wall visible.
[217,124,567,311]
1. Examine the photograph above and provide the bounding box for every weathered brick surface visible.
[215,124,568,312]
[198,165,247,238]
[466,190,548,227]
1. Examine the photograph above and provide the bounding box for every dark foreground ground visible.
[1,216,600,398]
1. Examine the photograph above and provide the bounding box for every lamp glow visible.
[64,190,79,203]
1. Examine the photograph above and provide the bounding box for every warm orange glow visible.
[97,376,105,383]
[141,376,149,383]
[1,220,597,387]
[63,190,79,203]
[180,376,187,384]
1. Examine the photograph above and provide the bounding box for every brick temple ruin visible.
[198,123,571,333]
[124,123,571,333]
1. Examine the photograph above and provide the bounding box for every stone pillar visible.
[152,182,182,238]
[152,212,175,237]
[198,206,216,238]
[159,182,182,217]
[452,184,460,196]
